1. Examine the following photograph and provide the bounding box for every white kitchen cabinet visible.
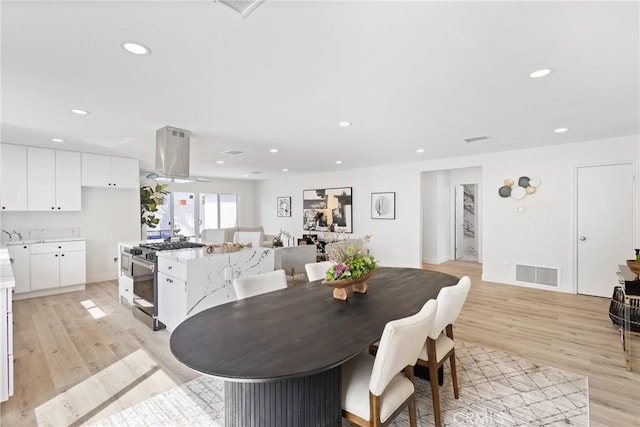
[157,271,187,332]
[0,281,14,402]
[81,153,139,189]
[6,244,30,294]
[55,150,82,211]
[30,241,86,291]
[1,144,28,211]
[26,147,56,211]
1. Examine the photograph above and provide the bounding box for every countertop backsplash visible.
[0,227,82,243]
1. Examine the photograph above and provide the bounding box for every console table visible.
[170,267,459,426]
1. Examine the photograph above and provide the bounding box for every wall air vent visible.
[464,135,490,143]
[217,0,265,18]
[250,171,262,174]
[515,264,559,287]
[223,150,246,156]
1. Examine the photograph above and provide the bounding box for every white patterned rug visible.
[90,341,588,426]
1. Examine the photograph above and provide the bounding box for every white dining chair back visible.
[341,299,437,426]
[305,261,332,282]
[201,228,226,244]
[428,276,471,340]
[233,269,287,299]
[370,299,438,396]
[233,231,264,249]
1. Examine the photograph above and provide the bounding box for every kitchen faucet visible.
[1,230,12,241]
[12,230,23,240]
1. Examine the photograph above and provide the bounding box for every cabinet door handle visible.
[57,207,61,210]
[23,246,27,249]
[51,207,55,210]
[168,266,173,270]
[55,254,58,257]
[61,254,65,257]
[58,246,62,249]
[2,207,5,210]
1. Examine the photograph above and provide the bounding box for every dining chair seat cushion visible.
[417,333,454,363]
[341,352,414,423]
[232,269,287,299]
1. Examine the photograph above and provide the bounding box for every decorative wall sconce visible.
[499,176,541,199]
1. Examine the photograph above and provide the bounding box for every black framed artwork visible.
[277,196,291,217]
[302,187,352,233]
[371,192,395,219]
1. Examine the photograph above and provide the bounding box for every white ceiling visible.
[2,1,638,180]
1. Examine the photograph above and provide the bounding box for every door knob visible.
[580,236,587,241]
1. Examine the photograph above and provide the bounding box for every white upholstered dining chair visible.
[416,275,471,427]
[341,299,438,427]
[232,269,287,300]
[233,231,264,249]
[305,261,332,282]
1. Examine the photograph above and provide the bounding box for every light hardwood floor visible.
[1,261,638,426]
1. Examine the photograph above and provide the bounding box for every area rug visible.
[90,341,589,426]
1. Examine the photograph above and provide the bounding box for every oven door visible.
[121,251,134,278]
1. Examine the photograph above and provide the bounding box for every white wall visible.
[256,163,423,267]
[421,170,451,264]
[257,134,639,293]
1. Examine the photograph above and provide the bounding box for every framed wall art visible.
[371,192,395,219]
[302,187,352,233]
[277,196,291,217]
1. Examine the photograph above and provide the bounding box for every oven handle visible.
[131,257,155,273]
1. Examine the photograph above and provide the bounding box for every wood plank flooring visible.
[1,261,638,426]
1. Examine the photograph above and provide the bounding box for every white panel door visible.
[577,163,634,297]
[454,185,464,259]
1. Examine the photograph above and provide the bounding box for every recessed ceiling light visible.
[121,41,151,55]
[270,149,278,153]
[216,160,224,164]
[416,148,425,153]
[336,160,343,164]
[554,127,569,133]
[243,174,249,177]
[51,138,65,143]
[71,109,90,115]
[338,121,351,127]
[282,168,288,172]
[529,68,553,78]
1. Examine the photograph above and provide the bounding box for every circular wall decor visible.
[511,186,526,200]
[504,179,514,187]
[529,177,541,188]
[498,186,512,198]
[518,176,530,188]
[526,186,536,194]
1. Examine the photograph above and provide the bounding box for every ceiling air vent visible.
[223,150,246,156]
[464,135,490,143]
[217,0,265,18]
[250,171,262,174]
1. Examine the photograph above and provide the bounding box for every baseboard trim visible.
[481,274,572,294]
[13,283,86,300]
[423,257,450,265]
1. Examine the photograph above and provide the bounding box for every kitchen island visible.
[156,246,274,331]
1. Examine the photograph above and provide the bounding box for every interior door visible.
[577,163,634,297]
[454,185,464,259]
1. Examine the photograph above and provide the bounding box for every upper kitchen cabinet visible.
[81,153,139,189]
[27,148,81,211]
[0,144,28,211]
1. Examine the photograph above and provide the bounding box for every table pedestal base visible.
[225,367,341,426]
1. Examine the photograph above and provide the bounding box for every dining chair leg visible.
[405,366,418,427]
[450,349,460,399]
[426,339,442,427]
[445,324,460,399]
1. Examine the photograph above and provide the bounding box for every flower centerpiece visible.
[323,234,376,300]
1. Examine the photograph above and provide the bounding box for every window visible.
[146,191,237,239]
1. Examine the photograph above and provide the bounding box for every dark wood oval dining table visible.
[170,266,459,426]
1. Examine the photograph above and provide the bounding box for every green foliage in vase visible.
[140,183,169,228]
[325,242,376,281]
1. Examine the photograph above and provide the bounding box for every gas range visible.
[123,240,205,331]
[140,241,206,252]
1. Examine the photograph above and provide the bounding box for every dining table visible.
[170,266,459,426]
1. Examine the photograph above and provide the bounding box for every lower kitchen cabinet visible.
[12,240,87,297]
[157,271,187,332]
[6,244,30,294]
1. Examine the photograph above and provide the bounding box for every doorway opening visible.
[455,184,477,262]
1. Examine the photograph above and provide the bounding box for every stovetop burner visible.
[140,241,206,251]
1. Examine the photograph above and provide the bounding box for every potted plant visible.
[140,182,169,238]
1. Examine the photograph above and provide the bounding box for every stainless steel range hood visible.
[151,126,192,182]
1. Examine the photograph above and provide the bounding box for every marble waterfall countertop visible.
[0,248,15,289]
[156,247,275,327]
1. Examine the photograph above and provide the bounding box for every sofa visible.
[201,226,274,248]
